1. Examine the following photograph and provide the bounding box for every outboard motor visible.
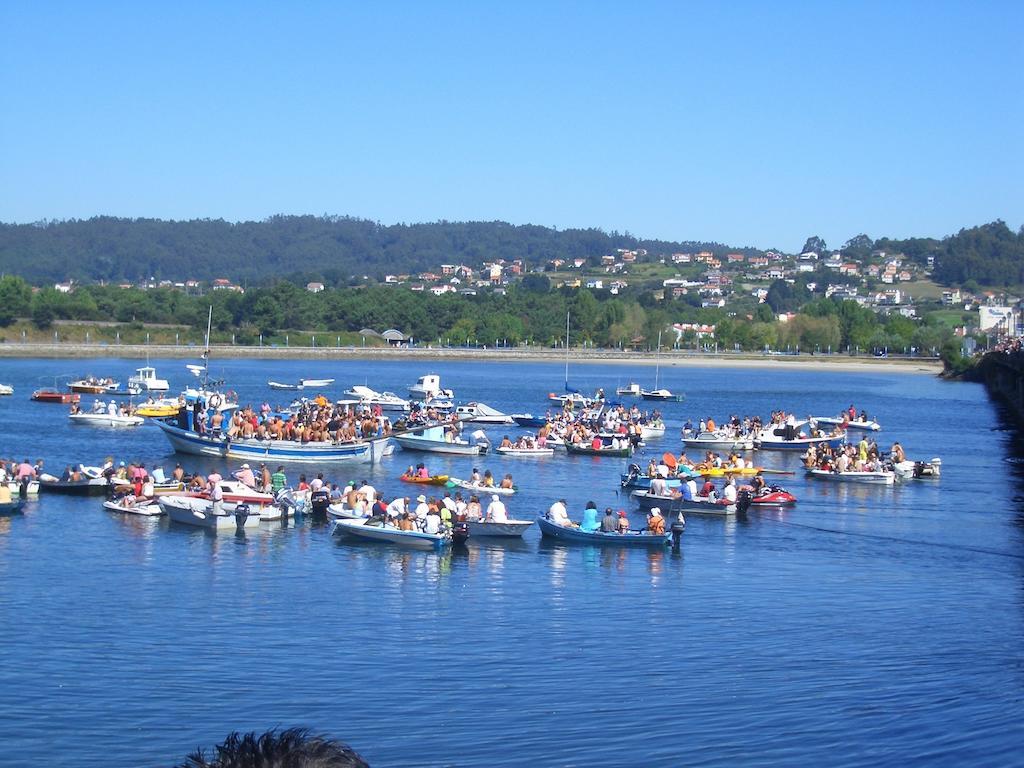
[452,521,470,547]
[233,502,251,529]
[736,489,753,516]
[670,513,686,553]
[309,488,330,517]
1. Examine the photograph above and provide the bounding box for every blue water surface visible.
[0,356,1020,767]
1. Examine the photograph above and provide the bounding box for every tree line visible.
[0,275,955,355]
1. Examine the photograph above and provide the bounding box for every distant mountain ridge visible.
[0,215,762,286]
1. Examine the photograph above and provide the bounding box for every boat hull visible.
[103,499,163,516]
[683,435,754,451]
[7,480,40,496]
[565,444,633,458]
[0,499,25,515]
[393,436,484,455]
[332,518,449,550]
[465,520,533,537]
[536,516,670,546]
[38,478,110,496]
[495,447,554,457]
[450,479,516,496]
[69,413,145,428]
[159,496,261,529]
[631,490,736,515]
[153,420,377,463]
[806,469,895,485]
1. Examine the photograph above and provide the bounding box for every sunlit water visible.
[0,356,1020,766]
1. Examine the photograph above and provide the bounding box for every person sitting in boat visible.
[579,501,600,532]
[681,477,698,501]
[646,459,658,478]
[700,479,716,501]
[723,477,738,503]
[398,512,417,531]
[235,463,256,488]
[465,495,483,521]
[414,494,430,523]
[482,470,495,488]
[415,463,430,480]
[548,499,571,527]
[650,475,670,497]
[486,495,508,523]
[600,507,618,533]
[499,435,513,450]
[469,467,482,486]
[617,510,630,533]
[424,506,442,534]
[69,402,81,415]
[590,435,603,451]
[751,475,766,495]
[500,473,514,490]
[647,507,666,535]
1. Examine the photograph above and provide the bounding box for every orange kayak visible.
[398,474,450,486]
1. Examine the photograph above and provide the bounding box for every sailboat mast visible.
[203,305,212,389]
[564,310,570,389]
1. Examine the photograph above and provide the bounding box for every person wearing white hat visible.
[486,493,507,523]
[414,494,430,523]
[235,463,256,489]
[647,507,665,535]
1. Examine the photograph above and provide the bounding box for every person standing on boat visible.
[271,466,287,493]
[208,474,224,515]
[650,475,669,497]
[414,494,430,522]
[357,480,376,505]
[891,441,906,463]
[682,477,698,501]
[858,436,869,463]
[386,496,410,521]
[235,463,256,488]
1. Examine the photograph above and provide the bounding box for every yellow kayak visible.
[696,466,763,477]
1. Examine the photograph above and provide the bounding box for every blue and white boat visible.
[536,515,671,547]
[754,424,846,452]
[393,424,487,456]
[511,414,548,428]
[152,420,388,464]
[332,517,451,551]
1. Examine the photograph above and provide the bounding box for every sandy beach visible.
[0,342,942,374]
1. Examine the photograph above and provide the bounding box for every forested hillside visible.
[0,216,758,285]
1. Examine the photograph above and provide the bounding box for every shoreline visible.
[0,342,943,374]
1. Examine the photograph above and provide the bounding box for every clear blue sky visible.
[2,1,1021,252]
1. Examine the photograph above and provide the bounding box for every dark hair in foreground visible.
[177,728,369,768]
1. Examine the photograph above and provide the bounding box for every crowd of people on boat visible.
[803,436,905,474]
[69,399,137,417]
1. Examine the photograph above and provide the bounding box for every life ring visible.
[208,393,223,409]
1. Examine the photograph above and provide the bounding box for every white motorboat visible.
[6,480,39,495]
[69,408,145,428]
[393,424,488,455]
[455,402,514,424]
[806,468,896,485]
[103,498,163,516]
[0,384,12,396]
[332,517,451,550]
[465,519,534,537]
[547,391,594,407]
[268,381,301,390]
[639,421,667,440]
[127,366,169,394]
[495,445,554,457]
[812,415,882,432]
[408,374,453,400]
[158,495,262,529]
[616,382,641,396]
[754,422,846,451]
[893,458,942,479]
[300,378,335,388]
[683,431,755,451]
[344,385,411,411]
[327,503,370,520]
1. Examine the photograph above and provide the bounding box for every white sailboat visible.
[641,331,678,401]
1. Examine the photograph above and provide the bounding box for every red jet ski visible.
[748,485,797,506]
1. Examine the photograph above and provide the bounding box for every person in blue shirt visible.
[579,500,600,532]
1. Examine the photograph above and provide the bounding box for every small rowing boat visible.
[565,442,633,458]
[32,389,79,404]
[536,515,672,546]
[332,517,451,550]
[495,446,554,457]
[38,473,110,496]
